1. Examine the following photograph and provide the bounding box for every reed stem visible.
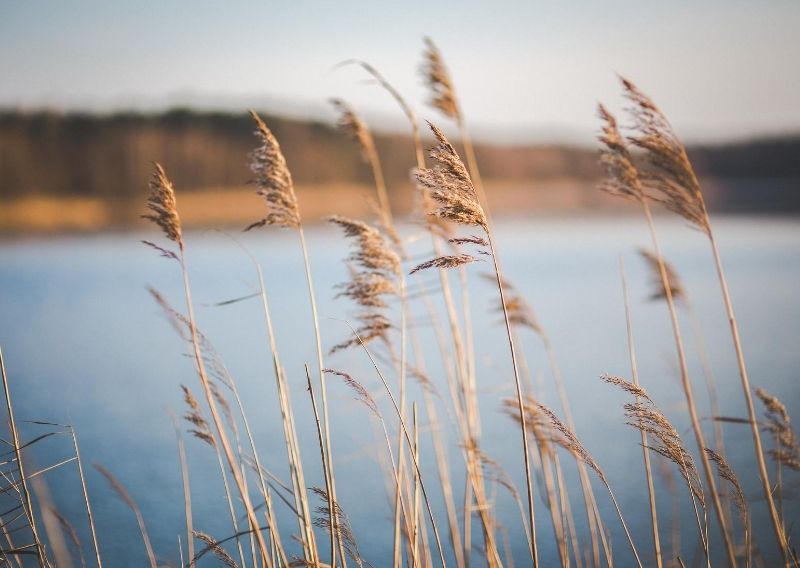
[486,236,538,567]
[641,204,731,565]
[297,225,345,567]
[178,248,271,567]
[0,347,47,568]
[620,259,663,568]
[704,220,789,561]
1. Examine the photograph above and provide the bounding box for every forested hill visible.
[1,109,798,211]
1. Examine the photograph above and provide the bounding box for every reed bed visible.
[0,38,797,568]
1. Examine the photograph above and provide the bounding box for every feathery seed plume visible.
[620,77,709,230]
[329,216,400,353]
[410,254,477,275]
[193,531,238,568]
[143,163,182,245]
[639,249,686,302]
[310,487,363,566]
[416,123,486,230]
[625,400,704,505]
[245,111,300,230]
[324,368,380,419]
[420,37,460,120]
[330,98,375,163]
[597,104,645,202]
[536,402,606,483]
[704,448,747,521]
[600,374,653,402]
[756,388,800,471]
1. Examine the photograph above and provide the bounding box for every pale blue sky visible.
[2,1,799,143]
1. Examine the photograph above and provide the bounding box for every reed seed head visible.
[704,448,747,521]
[536,402,606,483]
[410,253,477,275]
[310,487,363,566]
[181,384,216,448]
[324,368,380,419]
[92,463,137,511]
[624,400,705,504]
[246,110,300,230]
[416,122,487,231]
[329,216,400,353]
[193,531,238,568]
[330,98,375,163]
[329,216,400,276]
[597,104,645,202]
[639,248,686,303]
[620,77,709,231]
[330,312,393,354]
[756,388,800,471]
[600,373,653,402]
[143,162,182,246]
[420,37,460,120]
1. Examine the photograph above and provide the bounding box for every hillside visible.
[1,109,798,232]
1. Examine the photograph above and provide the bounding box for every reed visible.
[143,163,271,565]
[92,464,156,568]
[324,367,410,567]
[618,77,789,560]
[233,243,318,565]
[246,111,344,567]
[619,260,663,568]
[756,388,799,543]
[181,384,247,567]
[494,274,610,567]
[418,49,501,564]
[597,102,737,565]
[173,416,194,565]
[535,401,643,568]
[193,531,239,568]
[0,347,47,567]
[412,122,534,566]
[600,375,708,560]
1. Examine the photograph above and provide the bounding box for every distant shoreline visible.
[2,179,796,237]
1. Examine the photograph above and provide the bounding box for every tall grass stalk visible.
[617,78,789,560]
[214,439,247,567]
[305,365,339,568]
[246,110,345,565]
[345,61,492,567]
[69,427,102,568]
[619,260,663,568]
[419,45,505,562]
[173,418,194,565]
[412,123,537,566]
[411,317,465,568]
[505,325,567,566]
[598,103,735,564]
[343,321,448,566]
[144,163,270,565]
[92,464,156,568]
[537,403,644,568]
[179,248,271,566]
[538,326,608,566]
[252,258,318,565]
[0,347,46,568]
[325,367,416,565]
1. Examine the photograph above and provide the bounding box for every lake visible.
[0,215,798,566]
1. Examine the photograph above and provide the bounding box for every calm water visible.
[1,216,798,566]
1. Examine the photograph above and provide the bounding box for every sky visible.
[1,0,799,144]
